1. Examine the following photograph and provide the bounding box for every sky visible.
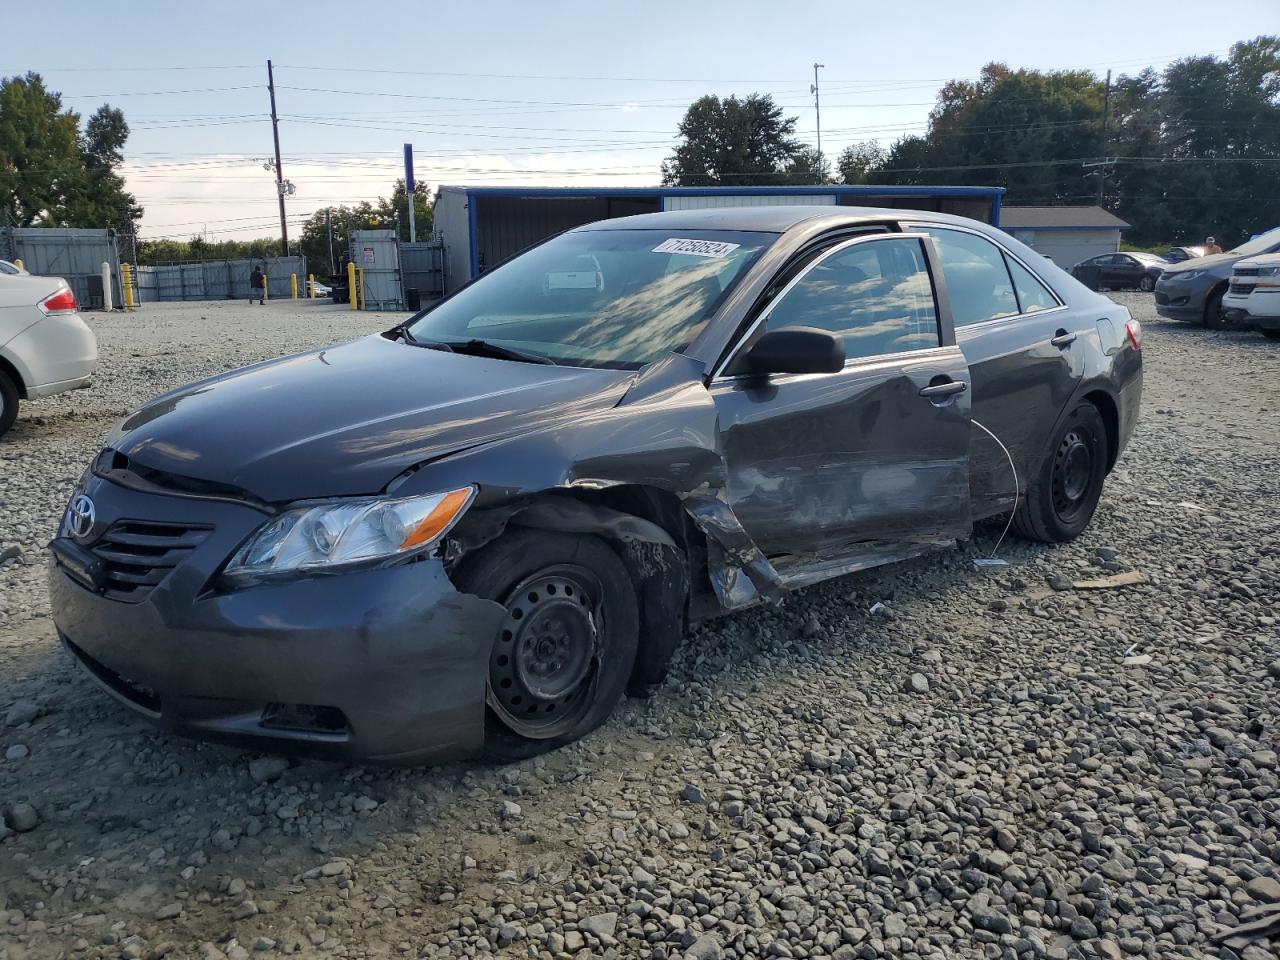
[7,0,1277,242]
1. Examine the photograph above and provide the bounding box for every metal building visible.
[431,184,1006,295]
[1,227,122,308]
[999,206,1130,270]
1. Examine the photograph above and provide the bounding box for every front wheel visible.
[0,369,19,439]
[452,528,639,762]
[1138,275,1155,292]
[1204,288,1227,329]
[1013,402,1109,543]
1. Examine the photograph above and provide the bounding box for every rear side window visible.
[765,236,940,360]
[1005,256,1058,313]
[917,228,1019,326]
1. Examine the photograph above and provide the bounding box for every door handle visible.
[919,380,968,400]
[1051,330,1077,348]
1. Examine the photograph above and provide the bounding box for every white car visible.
[1223,253,1280,340]
[0,266,98,437]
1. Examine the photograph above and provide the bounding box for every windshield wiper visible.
[446,338,557,365]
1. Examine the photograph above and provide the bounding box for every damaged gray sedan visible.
[49,207,1142,763]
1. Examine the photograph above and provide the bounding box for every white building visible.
[999,206,1131,270]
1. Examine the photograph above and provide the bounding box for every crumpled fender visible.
[394,352,784,610]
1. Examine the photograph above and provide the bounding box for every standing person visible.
[1204,236,1223,255]
[249,264,266,304]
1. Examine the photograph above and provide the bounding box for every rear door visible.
[709,233,972,558]
[904,223,1084,519]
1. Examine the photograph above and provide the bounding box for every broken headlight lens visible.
[223,487,474,583]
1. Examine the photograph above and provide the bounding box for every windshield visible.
[407,228,773,368]
[1231,226,1280,257]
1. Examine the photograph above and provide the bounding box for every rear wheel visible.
[1138,275,1155,292]
[1203,287,1227,329]
[1013,402,1109,543]
[452,528,638,761]
[0,369,19,439]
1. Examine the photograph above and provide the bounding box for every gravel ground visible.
[1,294,1278,960]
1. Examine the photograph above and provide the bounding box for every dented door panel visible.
[710,346,972,557]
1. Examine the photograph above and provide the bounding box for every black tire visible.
[0,369,19,439]
[1013,402,1109,543]
[452,528,639,762]
[1203,287,1227,329]
[1138,275,1155,292]
[1262,329,1280,341]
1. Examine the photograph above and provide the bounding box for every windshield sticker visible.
[652,238,741,259]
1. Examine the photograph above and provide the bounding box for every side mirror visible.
[743,325,845,376]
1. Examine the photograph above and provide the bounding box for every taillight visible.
[38,288,78,315]
[1125,317,1142,351]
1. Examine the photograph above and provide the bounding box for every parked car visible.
[1071,251,1168,292]
[49,207,1142,764]
[0,272,98,438]
[1165,245,1206,264]
[1222,253,1280,340]
[1155,225,1280,328]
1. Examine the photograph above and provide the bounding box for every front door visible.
[709,233,972,559]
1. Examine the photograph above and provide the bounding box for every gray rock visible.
[5,743,29,761]
[1246,876,1280,902]
[579,912,618,940]
[155,903,182,921]
[679,783,705,804]
[5,700,38,727]
[905,672,930,694]
[247,756,289,784]
[499,799,522,820]
[685,934,723,960]
[6,802,38,832]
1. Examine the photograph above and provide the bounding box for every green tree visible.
[0,73,82,226]
[836,141,887,184]
[783,146,830,185]
[0,73,140,231]
[661,94,804,186]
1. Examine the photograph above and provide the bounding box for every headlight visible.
[1172,270,1205,281]
[1257,265,1278,277]
[223,486,474,583]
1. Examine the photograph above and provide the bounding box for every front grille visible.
[1229,282,1256,296]
[1235,268,1261,278]
[89,520,212,602]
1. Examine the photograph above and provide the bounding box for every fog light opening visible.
[259,702,349,735]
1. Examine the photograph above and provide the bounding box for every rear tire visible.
[1013,402,1108,543]
[1138,275,1155,292]
[452,528,639,762]
[0,369,19,439]
[1203,287,1227,329]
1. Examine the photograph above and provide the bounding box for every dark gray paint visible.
[50,205,1142,763]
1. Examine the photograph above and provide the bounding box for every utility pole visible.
[267,59,289,257]
[1097,68,1112,206]
[325,207,335,276]
[810,62,825,166]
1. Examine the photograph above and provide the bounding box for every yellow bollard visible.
[122,263,136,309]
[308,273,316,298]
[347,261,357,311]
[290,273,298,299]
[358,267,366,310]
[13,258,23,271]
[263,274,269,301]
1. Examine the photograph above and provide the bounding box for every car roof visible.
[571,204,1000,235]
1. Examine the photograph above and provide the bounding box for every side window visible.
[1005,255,1059,313]
[764,237,940,361]
[919,228,1020,326]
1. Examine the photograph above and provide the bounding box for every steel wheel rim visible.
[1051,428,1093,522]
[487,564,603,739]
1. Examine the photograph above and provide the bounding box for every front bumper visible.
[48,472,505,764]
[1223,289,1280,329]
[1153,280,1209,322]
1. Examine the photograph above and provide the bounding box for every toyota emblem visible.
[68,494,96,541]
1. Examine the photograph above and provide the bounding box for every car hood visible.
[109,335,635,502]
[1160,253,1239,274]
[1236,253,1280,269]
